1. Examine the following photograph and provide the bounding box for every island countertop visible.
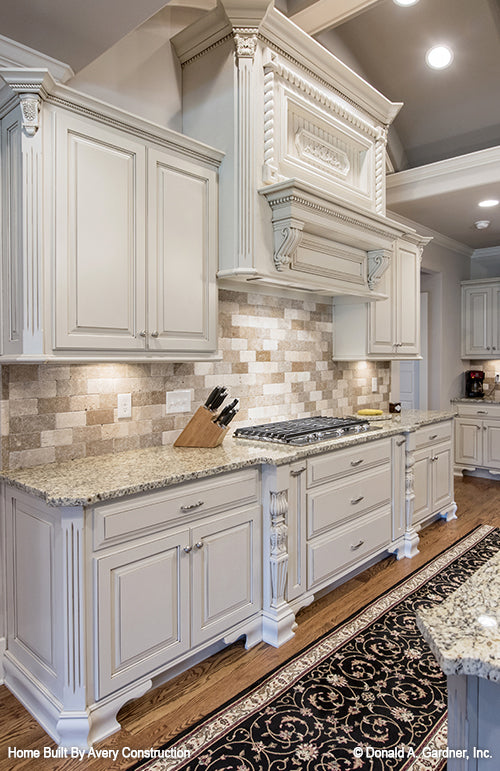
[0,409,455,507]
[416,549,500,681]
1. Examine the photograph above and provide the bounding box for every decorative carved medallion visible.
[19,94,41,136]
[295,129,350,177]
[367,249,391,290]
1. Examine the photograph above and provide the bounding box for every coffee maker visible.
[465,370,485,398]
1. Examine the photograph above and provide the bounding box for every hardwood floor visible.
[2,474,500,770]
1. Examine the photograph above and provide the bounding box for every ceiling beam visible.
[289,0,381,36]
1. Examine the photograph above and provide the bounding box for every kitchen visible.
[0,0,500,768]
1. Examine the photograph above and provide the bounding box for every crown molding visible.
[386,208,473,257]
[386,146,500,205]
[0,34,73,84]
[290,0,380,36]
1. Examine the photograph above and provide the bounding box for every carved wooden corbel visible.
[273,222,304,271]
[19,94,41,136]
[367,249,391,290]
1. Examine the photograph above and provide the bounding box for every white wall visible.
[68,5,208,131]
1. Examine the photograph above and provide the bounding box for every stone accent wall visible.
[0,289,391,470]
[471,360,500,400]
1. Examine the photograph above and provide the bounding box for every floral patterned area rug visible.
[131,525,499,771]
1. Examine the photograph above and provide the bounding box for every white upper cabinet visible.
[462,279,500,358]
[172,1,426,299]
[0,69,223,361]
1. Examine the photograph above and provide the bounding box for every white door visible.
[54,111,146,350]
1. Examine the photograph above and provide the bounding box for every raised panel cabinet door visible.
[454,419,482,466]
[396,241,420,355]
[431,444,453,512]
[491,285,500,355]
[147,148,217,352]
[190,507,261,647]
[483,420,500,470]
[54,111,146,350]
[368,247,395,355]
[96,529,190,699]
[412,448,431,525]
[462,286,491,357]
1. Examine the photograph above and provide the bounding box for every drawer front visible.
[93,469,260,550]
[415,421,452,449]
[307,507,391,590]
[456,403,500,419]
[307,463,391,538]
[307,438,391,488]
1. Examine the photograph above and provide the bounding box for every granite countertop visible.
[451,395,499,404]
[416,550,500,681]
[0,409,455,507]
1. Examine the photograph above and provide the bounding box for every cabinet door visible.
[368,248,395,355]
[147,148,217,352]
[491,285,500,355]
[191,507,260,647]
[396,241,420,355]
[54,112,146,350]
[431,443,453,512]
[413,447,431,525]
[96,530,190,699]
[462,286,491,357]
[454,419,482,466]
[483,420,500,470]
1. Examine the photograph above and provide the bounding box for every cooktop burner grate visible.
[233,416,373,445]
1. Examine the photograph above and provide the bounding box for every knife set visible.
[173,387,239,448]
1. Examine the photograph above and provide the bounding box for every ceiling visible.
[0,0,499,251]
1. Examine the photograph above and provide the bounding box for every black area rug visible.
[131,525,499,771]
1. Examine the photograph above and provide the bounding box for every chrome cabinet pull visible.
[180,500,204,512]
[290,466,306,477]
[351,495,364,505]
[351,540,364,551]
[195,541,204,549]
[350,458,363,467]
[183,545,192,553]
[477,410,488,414]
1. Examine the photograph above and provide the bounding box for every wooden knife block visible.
[174,406,229,448]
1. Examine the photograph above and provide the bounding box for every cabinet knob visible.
[183,546,192,553]
[195,541,204,549]
[431,455,438,461]
[487,347,491,350]
[139,330,147,337]
[351,540,364,551]
[180,500,204,512]
[151,331,159,338]
[493,346,497,350]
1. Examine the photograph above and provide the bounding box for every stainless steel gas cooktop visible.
[233,416,375,445]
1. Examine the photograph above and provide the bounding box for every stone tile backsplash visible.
[0,289,390,470]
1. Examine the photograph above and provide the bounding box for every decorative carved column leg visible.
[403,448,420,558]
[262,489,297,647]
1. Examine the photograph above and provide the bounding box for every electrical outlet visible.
[117,393,132,419]
[166,389,192,414]
[495,373,500,384]
[371,377,378,393]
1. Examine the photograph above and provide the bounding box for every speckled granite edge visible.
[0,410,456,507]
[416,549,500,682]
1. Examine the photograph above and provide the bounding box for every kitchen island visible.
[417,551,500,770]
[0,410,456,749]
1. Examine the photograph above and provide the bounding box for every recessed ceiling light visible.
[393,0,419,5]
[479,199,500,208]
[425,45,453,69]
[474,220,491,230]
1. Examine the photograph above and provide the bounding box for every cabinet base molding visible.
[455,466,500,479]
[86,679,153,749]
[438,501,458,522]
[388,528,420,560]
[223,616,263,650]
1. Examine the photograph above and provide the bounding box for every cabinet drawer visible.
[456,403,500,419]
[306,438,391,488]
[415,421,452,449]
[307,463,391,538]
[307,506,391,590]
[93,469,260,550]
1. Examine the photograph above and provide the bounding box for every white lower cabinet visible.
[455,402,500,474]
[413,421,456,526]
